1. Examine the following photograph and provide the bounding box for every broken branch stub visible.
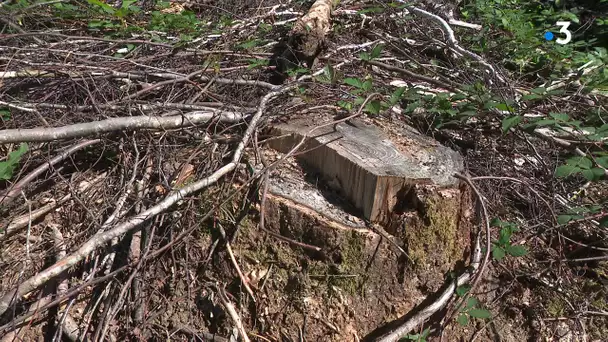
[287,0,336,67]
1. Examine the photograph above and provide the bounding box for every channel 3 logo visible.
[544,21,572,45]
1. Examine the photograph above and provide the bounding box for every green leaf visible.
[404,101,420,113]
[501,116,521,133]
[494,103,514,112]
[582,168,604,181]
[323,64,335,83]
[532,119,557,127]
[490,218,503,227]
[549,112,570,122]
[353,97,365,106]
[236,39,260,50]
[599,216,608,228]
[557,215,572,224]
[469,308,492,319]
[451,93,467,101]
[246,58,268,69]
[521,94,543,101]
[561,11,579,24]
[344,77,364,89]
[0,109,10,120]
[87,0,115,14]
[370,43,384,59]
[506,245,528,257]
[0,143,28,181]
[484,101,513,111]
[492,246,506,261]
[389,87,406,105]
[365,100,382,115]
[456,285,471,297]
[530,87,547,94]
[362,79,373,91]
[596,157,608,168]
[359,52,371,61]
[498,228,512,245]
[457,314,469,326]
[337,100,352,111]
[574,157,593,169]
[555,165,580,178]
[459,110,477,117]
[121,0,137,9]
[466,297,479,310]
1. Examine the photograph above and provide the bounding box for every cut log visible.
[266,115,464,224]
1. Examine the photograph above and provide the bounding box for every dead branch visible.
[216,284,251,342]
[1,173,107,240]
[0,139,101,206]
[50,224,80,342]
[0,111,247,143]
[405,5,505,84]
[376,235,482,342]
[0,84,294,317]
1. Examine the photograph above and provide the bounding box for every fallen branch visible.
[50,224,81,342]
[405,5,505,84]
[376,235,482,342]
[216,284,251,342]
[448,19,482,30]
[0,84,294,317]
[0,139,101,206]
[366,59,460,92]
[0,111,247,143]
[1,173,107,240]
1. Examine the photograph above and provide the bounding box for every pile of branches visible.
[0,0,606,341]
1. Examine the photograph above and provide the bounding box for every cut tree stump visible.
[256,141,473,341]
[266,115,464,224]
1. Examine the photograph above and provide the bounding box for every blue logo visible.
[544,22,572,45]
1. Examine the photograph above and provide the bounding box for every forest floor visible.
[0,0,607,341]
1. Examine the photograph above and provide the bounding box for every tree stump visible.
[255,113,474,340]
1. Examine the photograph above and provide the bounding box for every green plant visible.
[455,285,492,326]
[0,143,28,181]
[556,205,608,227]
[86,0,141,30]
[401,327,430,342]
[490,219,528,261]
[149,10,202,34]
[337,75,404,115]
[247,58,269,70]
[555,155,606,181]
[0,109,10,120]
[500,110,608,181]
[315,64,338,84]
[359,43,384,62]
[461,0,608,89]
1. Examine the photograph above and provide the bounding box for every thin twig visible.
[376,235,482,342]
[0,84,294,317]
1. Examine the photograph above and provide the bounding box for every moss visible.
[403,193,462,270]
[334,230,365,295]
[547,296,566,317]
[304,231,365,296]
